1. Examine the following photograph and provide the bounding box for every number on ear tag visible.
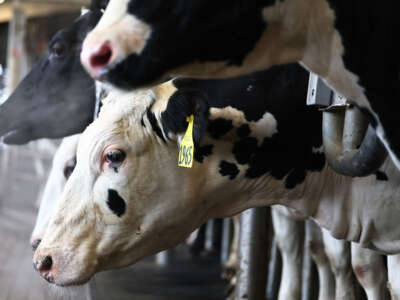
[178,115,195,168]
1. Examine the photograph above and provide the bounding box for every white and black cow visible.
[0,10,102,144]
[33,63,400,288]
[80,0,400,170]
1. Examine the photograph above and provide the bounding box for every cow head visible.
[33,83,216,286]
[81,0,269,89]
[30,135,80,250]
[0,10,102,145]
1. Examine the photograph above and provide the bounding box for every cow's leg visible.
[224,215,240,275]
[306,220,335,300]
[223,216,240,297]
[387,254,400,300]
[351,243,389,300]
[322,229,357,300]
[272,206,304,300]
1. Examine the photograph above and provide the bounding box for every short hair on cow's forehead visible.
[78,88,157,164]
[100,88,156,120]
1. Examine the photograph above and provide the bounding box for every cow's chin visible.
[51,272,93,287]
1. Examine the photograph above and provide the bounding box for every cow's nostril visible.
[31,239,41,250]
[38,256,53,272]
[90,43,113,69]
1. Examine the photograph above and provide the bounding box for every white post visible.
[6,0,28,94]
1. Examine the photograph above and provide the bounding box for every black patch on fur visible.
[375,170,388,181]
[308,152,326,172]
[219,161,240,180]
[207,118,233,139]
[147,110,167,143]
[237,124,251,138]
[107,189,126,217]
[285,169,307,189]
[194,144,214,163]
[158,65,323,189]
[160,89,209,145]
[141,117,146,128]
[232,137,259,165]
[175,65,325,189]
[326,0,400,163]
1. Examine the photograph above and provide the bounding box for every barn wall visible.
[25,12,79,66]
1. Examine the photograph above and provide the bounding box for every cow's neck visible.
[168,0,309,80]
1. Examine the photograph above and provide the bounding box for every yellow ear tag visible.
[178,115,195,168]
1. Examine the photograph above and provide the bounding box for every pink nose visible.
[81,42,114,79]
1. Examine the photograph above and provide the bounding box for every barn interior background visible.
[1,1,395,300]
[0,1,225,299]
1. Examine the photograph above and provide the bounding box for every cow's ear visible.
[160,89,209,144]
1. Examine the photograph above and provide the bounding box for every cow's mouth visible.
[2,127,32,145]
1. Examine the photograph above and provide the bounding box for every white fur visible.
[387,254,400,299]
[351,243,388,300]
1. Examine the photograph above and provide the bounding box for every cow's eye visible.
[51,42,66,58]
[64,166,74,179]
[105,149,126,168]
[63,157,76,179]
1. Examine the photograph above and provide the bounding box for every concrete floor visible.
[0,142,227,300]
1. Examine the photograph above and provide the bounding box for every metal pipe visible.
[235,207,269,300]
[220,218,232,265]
[308,72,387,177]
[204,219,215,252]
[155,250,173,266]
[342,107,368,152]
[323,107,387,177]
[266,238,282,300]
[88,277,99,300]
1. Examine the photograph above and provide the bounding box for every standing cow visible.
[33,65,400,298]
[80,0,400,171]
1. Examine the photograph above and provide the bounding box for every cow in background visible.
[0,10,102,144]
